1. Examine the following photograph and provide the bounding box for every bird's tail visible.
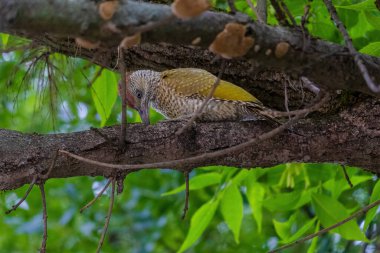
[246,102,282,126]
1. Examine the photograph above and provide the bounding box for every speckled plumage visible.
[123,68,277,124]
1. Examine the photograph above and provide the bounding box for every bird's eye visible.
[136,90,143,99]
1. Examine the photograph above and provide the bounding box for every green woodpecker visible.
[121,68,278,124]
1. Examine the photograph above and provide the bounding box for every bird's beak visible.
[138,103,150,125]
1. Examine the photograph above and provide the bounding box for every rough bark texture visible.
[1,0,380,99]
[1,98,380,191]
[1,0,380,191]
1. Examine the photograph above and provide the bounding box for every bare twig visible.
[301,76,320,95]
[40,150,59,180]
[269,0,290,26]
[283,80,290,120]
[88,67,104,88]
[256,0,267,23]
[182,171,190,220]
[39,184,48,253]
[301,1,312,29]
[279,0,297,26]
[267,102,325,118]
[245,0,264,23]
[118,47,127,149]
[341,164,353,188]
[269,198,380,253]
[96,179,116,253]
[80,179,112,213]
[323,0,380,93]
[301,1,312,51]
[5,175,37,214]
[176,60,226,135]
[227,0,237,13]
[116,175,125,195]
[59,93,330,171]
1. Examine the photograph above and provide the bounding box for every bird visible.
[119,68,279,125]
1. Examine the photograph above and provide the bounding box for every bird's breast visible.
[151,86,247,121]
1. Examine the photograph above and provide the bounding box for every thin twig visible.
[245,0,264,23]
[341,164,353,188]
[96,179,116,253]
[301,1,312,52]
[80,179,112,213]
[176,60,226,135]
[301,76,320,95]
[59,93,330,171]
[279,0,297,26]
[301,1,312,29]
[269,198,380,253]
[182,171,190,220]
[323,0,380,93]
[118,47,127,149]
[283,80,291,120]
[256,0,268,23]
[39,184,48,253]
[88,67,104,88]
[227,0,237,13]
[269,0,290,26]
[5,175,37,214]
[40,150,59,180]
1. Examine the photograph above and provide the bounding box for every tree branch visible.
[1,0,380,98]
[2,97,380,191]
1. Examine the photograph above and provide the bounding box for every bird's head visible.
[119,70,159,125]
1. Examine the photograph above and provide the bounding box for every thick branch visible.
[1,99,380,191]
[1,0,380,98]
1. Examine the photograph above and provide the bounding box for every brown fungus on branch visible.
[98,1,120,21]
[275,41,290,58]
[75,37,100,49]
[171,0,210,19]
[120,33,141,49]
[209,22,255,59]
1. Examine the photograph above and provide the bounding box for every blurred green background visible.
[1,0,380,252]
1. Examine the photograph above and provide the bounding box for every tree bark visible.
[1,0,380,99]
[1,0,380,191]
[1,98,380,191]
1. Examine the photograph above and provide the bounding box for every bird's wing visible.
[160,68,262,104]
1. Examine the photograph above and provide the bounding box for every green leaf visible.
[323,175,372,199]
[231,170,250,185]
[307,221,320,253]
[360,42,380,56]
[283,217,317,244]
[220,184,243,244]
[263,189,312,211]
[364,180,380,231]
[365,11,380,29]
[311,193,368,241]
[273,212,317,243]
[161,173,222,196]
[336,0,377,11]
[91,69,118,126]
[246,181,265,232]
[178,199,219,253]
[273,214,297,241]
[1,33,9,48]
